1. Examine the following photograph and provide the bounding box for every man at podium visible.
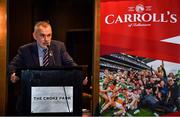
[9,20,77,83]
[8,21,87,115]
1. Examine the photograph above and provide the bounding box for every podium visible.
[16,66,84,116]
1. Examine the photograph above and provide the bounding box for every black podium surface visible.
[16,66,84,116]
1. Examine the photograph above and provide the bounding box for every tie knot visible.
[43,48,48,53]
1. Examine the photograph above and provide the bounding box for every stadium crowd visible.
[99,64,180,116]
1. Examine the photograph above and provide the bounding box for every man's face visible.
[33,25,52,48]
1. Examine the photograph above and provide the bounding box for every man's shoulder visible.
[19,42,36,49]
[51,40,64,46]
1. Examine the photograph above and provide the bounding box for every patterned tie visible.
[43,48,49,67]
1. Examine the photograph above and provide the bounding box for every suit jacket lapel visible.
[31,43,40,66]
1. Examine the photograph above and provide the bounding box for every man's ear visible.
[32,32,37,40]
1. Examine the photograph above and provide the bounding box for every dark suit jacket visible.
[9,40,77,73]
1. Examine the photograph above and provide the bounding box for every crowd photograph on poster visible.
[99,53,180,116]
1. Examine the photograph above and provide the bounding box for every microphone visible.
[47,45,52,56]
[47,45,50,49]
[47,45,56,66]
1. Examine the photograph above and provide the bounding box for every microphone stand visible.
[47,45,71,112]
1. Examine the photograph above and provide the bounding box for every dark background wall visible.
[8,0,93,62]
[7,0,93,115]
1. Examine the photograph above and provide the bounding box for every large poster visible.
[100,0,180,116]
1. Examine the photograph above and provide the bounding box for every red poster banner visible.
[99,0,180,116]
[100,0,180,63]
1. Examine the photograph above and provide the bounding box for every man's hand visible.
[83,76,88,85]
[10,73,20,83]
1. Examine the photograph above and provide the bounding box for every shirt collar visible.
[37,43,46,52]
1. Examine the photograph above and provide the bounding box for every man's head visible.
[33,21,52,48]
[168,77,174,86]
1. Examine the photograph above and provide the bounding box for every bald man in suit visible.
[9,21,77,83]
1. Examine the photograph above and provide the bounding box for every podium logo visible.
[104,4,177,27]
